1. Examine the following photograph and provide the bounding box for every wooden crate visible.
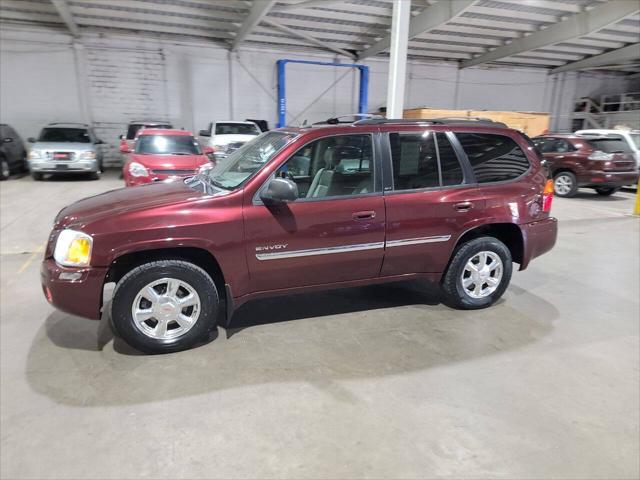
[403,108,550,137]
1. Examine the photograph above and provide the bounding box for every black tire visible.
[90,171,101,180]
[0,157,9,180]
[31,172,43,181]
[111,260,219,354]
[19,153,29,173]
[441,236,513,310]
[595,187,619,196]
[553,171,578,198]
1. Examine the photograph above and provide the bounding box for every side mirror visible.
[260,178,298,205]
[199,129,211,137]
[202,146,215,155]
[27,137,36,143]
[119,143,131,153]
[119,134,124,140]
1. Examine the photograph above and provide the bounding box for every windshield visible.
[587,137,632,153]
[127,123,172,140]
[630,133,640,149]
[207,131,297,189]
[135,135,201,155]
[215,123,260,136]
[38,128,90,143]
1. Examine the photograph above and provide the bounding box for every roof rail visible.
[312,113,384,126]
[354,117,507,127]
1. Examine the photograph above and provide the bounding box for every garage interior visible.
[1,0,639,479]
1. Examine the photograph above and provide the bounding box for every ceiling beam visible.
[460,1,639,68]
[358,0,476,60]
[550,43,640,74]
[50,0,80,37]
[275,0,348,10]
[261,18,356,59]
[231,0,276,50]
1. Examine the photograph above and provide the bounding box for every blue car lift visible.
[276,59,370,128]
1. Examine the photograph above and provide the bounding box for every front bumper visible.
[519,217,558,271]
[578,171,639,188]
[30,159,99,173]
[40,259,107,320]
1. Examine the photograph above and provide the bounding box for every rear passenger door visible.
[381,130,484,276]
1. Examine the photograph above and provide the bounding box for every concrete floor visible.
[1,171,638,479]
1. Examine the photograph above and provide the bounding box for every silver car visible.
[27,123,104,180]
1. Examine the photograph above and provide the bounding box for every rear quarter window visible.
[456,133,530,183]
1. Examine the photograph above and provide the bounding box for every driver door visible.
[243,133,386,292]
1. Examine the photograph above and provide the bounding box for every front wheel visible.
[0,158,9,180]
[595,187,619,196]
[441,237,513,310]
[554,171,578,197]
[111,260,219,354]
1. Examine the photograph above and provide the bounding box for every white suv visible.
[198,121,261,159]
[575,129,640,170]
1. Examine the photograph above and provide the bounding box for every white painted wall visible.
[0,24,634,166]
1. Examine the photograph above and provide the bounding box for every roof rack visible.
[311,113,384,126]
[354,117,507,127]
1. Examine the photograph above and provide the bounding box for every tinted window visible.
[277,134,375,199]
[127,123,172,140]
[38,128,91,143]
[390,132,464,190]
[456,133,529,183]
[437,134,464,186]
[587,137,632,153]
[135,135,201,155]
[215,123,260,136]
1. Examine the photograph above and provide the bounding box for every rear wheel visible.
[441,237,513,310]
[553,171,578,197]
[595,187,619,196]
[111,260,219,354]
[0,158,9,180]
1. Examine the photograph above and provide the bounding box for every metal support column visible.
[385,0,411,119]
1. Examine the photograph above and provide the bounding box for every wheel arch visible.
[551,167,575,177]
[451,223,524,267]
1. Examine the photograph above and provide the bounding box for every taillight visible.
[542,179,554,212]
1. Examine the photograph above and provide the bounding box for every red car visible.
[533,134,638,197]
[121,128,214,186]
[42,118,557,353]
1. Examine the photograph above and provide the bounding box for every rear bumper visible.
[578,171,638,188]
[520,217,558,271]
[40,259,107,320]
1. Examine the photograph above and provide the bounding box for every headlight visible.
[54,230,93,267]
[28,150,43,160]
[128,162,149,177]
[79,151,96,160]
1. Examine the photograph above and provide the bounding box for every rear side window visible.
[456,133,529,183]
[389,132,464,191]
[586,137,632,153]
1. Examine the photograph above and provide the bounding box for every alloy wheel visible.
[554,174,573,196]
[461,251,503,299]
[131,277,201,340]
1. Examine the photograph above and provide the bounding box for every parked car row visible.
[533,129,639,197]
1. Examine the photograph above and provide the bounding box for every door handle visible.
[352,210,376,221]
[454,202,473,212]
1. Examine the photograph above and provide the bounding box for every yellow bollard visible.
[635,178,640,216]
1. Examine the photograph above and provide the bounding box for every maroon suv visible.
[42,119,557,353]
[533,134,638,197]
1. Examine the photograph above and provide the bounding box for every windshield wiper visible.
[170,152,191,155]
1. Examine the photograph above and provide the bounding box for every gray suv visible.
[28,123,104,180]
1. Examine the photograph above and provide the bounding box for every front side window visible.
[456,133,530,183]
[207,131,297,190]
[389,131,464,191]
[276,134,375,199]
[215,123,260,136]
[38,128,91,143]
[135,135,201,155]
